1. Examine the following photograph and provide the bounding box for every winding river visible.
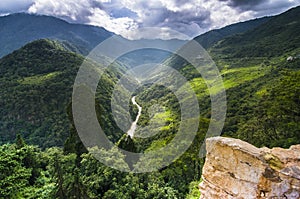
[127,96,142,138]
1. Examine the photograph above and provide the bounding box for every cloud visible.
[114,0,238,38]
[88,7,138,36]
[218,0,264,9]
[27,0,218,39]
[252,0,300,16]
[219,0,300,15]
[28,0,94,22]
[1,0,300,39]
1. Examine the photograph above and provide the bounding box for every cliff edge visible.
[199,137,300,199]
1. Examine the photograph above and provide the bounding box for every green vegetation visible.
[1,135,201,198]
[0,39,125,148]
[18,72,61,85]
[0,39,83,148]
[1,5,300,199]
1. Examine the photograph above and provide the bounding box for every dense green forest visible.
[0,39,129,148]
[1,136,202,198]
[0,40,83,147]
[0,5,300,199]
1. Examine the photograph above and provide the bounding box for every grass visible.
[256,88,268,97]
[18,71,61,85]
[151,109,174,132]
[221,66,267,89]
[187,65,270,97]
[186,180,202,199]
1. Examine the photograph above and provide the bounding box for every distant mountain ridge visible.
[0,13,113,58]
[0,12,275,59]
[0,13,187,67]
[210,5,300,58]
[194,16,272,49]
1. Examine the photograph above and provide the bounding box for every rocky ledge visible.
[199,137,300,199]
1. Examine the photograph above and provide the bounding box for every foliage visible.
[0,39,84,148]
[0,39,125,148]
[1,6,300,199]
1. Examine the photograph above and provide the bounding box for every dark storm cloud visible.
[221,0,263,8]
[251,0,300,16]
[123,1,212,37]
[219,0,300,13]
[157,8,211,35]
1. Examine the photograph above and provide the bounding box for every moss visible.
[264,153,284,171]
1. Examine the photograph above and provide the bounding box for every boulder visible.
[199,137,300,199]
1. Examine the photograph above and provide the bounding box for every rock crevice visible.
[199,137,300,199]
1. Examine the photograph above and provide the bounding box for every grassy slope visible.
[131,4,300,171]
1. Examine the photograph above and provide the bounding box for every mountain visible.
[0,39,128,148]
[132,5,300,155]
[198,6,300,147]
[211,6,300,58]
[0,13,187,69]
[0,13,113,58]
[0,39,84,147]
[194,16,272,49]
[117,39,186,68]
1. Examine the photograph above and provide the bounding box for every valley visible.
[0,5,299,199]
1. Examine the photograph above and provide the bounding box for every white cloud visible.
[28,0,92,21]
[112,0,258,38]
[202,0,255,30]
[2,0,299,39]
[88,7,138,36]
[125,27,191,40]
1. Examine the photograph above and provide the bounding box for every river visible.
[127,96,142,138]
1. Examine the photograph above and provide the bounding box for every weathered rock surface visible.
[199,137,300,199]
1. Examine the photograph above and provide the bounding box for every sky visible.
[0,0,300,40]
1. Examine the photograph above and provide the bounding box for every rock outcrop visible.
[199,137,300,199]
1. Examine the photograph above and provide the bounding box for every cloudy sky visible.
[1,0,300,39]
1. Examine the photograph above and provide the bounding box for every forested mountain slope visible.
[208,6,300,147]
[0,39,127,148]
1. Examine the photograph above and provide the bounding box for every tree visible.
[16,133,25,149]
[0,144,31,198]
